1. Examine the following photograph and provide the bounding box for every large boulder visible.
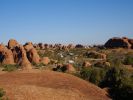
[85,51,106,60]
[128,39,133,49]
[41,57,50,65]
[8,39,19,49]
[104,37,132,49]
[0,44,14,65]
[24,42,34,52]
[27,48,40,64]
[82,61,91,68]
[62,64,76,72]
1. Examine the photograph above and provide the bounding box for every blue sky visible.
[0,0,133,45]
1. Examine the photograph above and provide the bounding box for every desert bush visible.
[123,56,133,65]
[100,67,133,100]
[80,65,133,100]
[94,61,110,68]
[0,88,5,100]
[80,67,107,85]
[107,52,124,66]
[2,64,19,72]
[32,62,46,68]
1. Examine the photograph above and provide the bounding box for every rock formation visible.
[0,44,14,65]
[8,39,19,49]
[19,45,32,70]
[104,37,132,49]
[24,42,41,64]
[27,48,40,64]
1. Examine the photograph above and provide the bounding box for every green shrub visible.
[2,64,19,72]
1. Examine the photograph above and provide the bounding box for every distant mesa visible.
[104,37,133,49]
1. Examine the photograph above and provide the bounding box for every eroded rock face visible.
[24,42,40,64]
[8,39,19,49]
[12,46,22,64]
[24,42,34,52]
[27,48,40,64]
[104,37,132,49]
[19,45,32,70]
[0,40,43,70]
[0,44,14,65]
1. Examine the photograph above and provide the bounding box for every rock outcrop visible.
[104,37,132,49]
[24,42,41,64]
[19,45,32,70]
[0,40,38,70]
[0,44,14,64]
[8,39,19,49]
[24,42,34,52]
[27,48,40,64]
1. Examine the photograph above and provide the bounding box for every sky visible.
[0,0,133,45]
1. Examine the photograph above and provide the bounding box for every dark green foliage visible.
[79,65,133,100]
[80,67,107,85]
[100,67,133,100]
[123,56,133,65]
[53,65,68,73]
[100,67,124,88]
[80,68,92,80]
[0,88,5,100]
[2,64,19,72]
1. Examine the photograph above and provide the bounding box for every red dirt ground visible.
[0,70,111,100]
